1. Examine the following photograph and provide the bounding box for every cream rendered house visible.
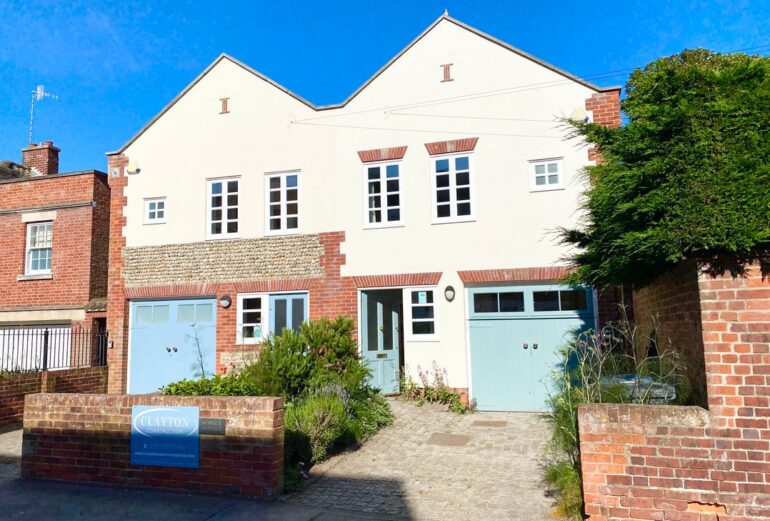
[105,15,620,410]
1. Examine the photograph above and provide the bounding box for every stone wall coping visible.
[578,403,710,428]
[24,392,284,412]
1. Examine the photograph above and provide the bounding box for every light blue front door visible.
[268,293,308,336]
[129,299,217,394]
[468,285,594,412]
[361,290,401,394]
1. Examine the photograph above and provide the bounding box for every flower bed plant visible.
[162,316,393,492]
[399,361,474,414]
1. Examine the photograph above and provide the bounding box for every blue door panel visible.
[361,290,401,394]
[129,299,216,394]
[468,284,594,412]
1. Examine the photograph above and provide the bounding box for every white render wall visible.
[119,19,602,388]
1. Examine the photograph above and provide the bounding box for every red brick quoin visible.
[579,262,770,521]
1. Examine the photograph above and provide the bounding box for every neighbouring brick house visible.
[0,141,110,371]
[106,14,621,405]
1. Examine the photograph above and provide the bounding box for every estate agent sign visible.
[130,406,200,468]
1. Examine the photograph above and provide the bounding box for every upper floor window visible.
[207,178,239,238]
[530,158,564,192]
[364,162,401,228]
[265,172,299,234]
[25,222,53,275]
[432,155,474,223]
[144,198,166,224]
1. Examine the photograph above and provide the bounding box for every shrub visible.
[162,316,393,493]
[400,361,474,414]
[545,318,691,519]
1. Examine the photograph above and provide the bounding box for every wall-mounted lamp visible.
[444,285,456,302]
[219,295,232,309]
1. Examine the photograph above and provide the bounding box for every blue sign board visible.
[130,405,199,468]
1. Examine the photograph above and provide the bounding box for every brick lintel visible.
[457,266,572,284]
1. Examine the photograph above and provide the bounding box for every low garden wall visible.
[579,262,770,520]
[0,366,108,429]
[21,393,284,498]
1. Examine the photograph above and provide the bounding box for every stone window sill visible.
[17,273,53,281]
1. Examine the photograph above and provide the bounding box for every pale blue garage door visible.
[129,298,217,394]
[468,284,594,412]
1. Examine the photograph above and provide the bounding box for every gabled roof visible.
[108,14,621,156]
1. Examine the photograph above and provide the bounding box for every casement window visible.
[25,222,53,275]
[207,178,239,238]
[144,198,166,224]
[236,294,265,344]
[403,288,439,341]
[364,162,402,227]
[265,172,299,234]
[530,158,564,191]
[235,292,308,344]
[431,154,474,223]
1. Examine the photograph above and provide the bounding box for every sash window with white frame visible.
[236,294,264,344]
[25,222,53,275]
[207,178,239,238]
[403,287,439,341]
[432,154,474,223]
[265,172,299,234]
[364,162,402,227]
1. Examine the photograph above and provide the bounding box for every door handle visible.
[523,342,528,350]
[533,343,539,350]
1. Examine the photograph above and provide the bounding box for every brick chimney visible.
[22,141,60,176]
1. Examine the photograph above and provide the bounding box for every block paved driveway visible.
[0,400,555,520]
[289,399,556,520]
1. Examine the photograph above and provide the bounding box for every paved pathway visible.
[290,399,556,520]
[0,401,556,520]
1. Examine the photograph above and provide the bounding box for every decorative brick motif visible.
[123,234,324,287]
[353,272,442,288]
[457,266,571,283]
[580,262,770,521]
[357,146,408,163]
[424,137,479,156]
[21,393,284,498]
[0,366,107,428]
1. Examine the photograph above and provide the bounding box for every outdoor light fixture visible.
[444,285,456,302]
[219,295,232,309]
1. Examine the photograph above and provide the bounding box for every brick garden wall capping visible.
[21,393,284,498]
[0,366,107,429]
[579,262,770,521]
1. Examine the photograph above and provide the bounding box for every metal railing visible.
[0,327,107,372]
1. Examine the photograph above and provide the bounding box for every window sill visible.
[205,234,240,241]
[17,273,52,281]
[363,223,405,230]
[405,336,440,343]
[431,217,476,226]
[264,229,300,237]
[530,186,565,193]
[143,221,166,226]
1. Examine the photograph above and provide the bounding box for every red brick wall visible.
[21,142,59,176]
[633,262,708,405]
[0,366,108,428]
[585,90,621,162]
[0,172,109,313]
[579,262,770,521]
[21,393,284,498]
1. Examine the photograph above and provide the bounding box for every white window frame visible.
[264,171,301,235]
[143,197,166,224]
[529,158,565,192]
[430,153,476,224]
[362,161,404,229]
[25,221,53,275]
[206,177,240,239]
[236,293,267,344]
[402,286,439,342]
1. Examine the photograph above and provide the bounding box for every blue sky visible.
[1,0,769,172]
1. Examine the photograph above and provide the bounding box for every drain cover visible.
[471,420,508,428]
[427,433,471,446]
